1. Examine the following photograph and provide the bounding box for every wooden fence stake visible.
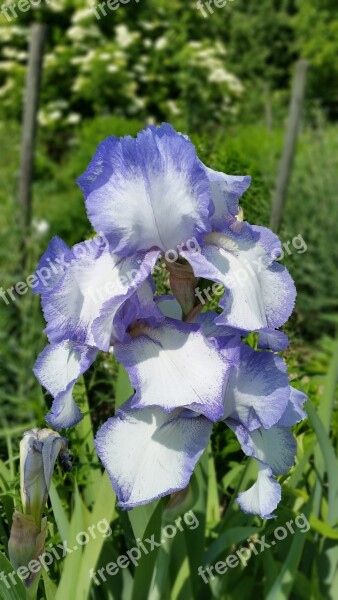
[18,23,47,233]
[270,60,308,232]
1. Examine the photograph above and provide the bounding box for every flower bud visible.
[20,428,69,526]
[8,513,47,588]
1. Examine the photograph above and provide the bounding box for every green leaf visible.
[306,401,338,525]
[115,363,133,410]
[41,570,57,600]
[309,516,338,540]
[55,485,84,600]
[73,376,102,509]
[128,501,160,542]
[131,500,164,600]
[0,551,27,600]
[206,444,220,525]
[203,526,260,566]
[76,472,116,600]
[49,481,69,542]
[265,501,312,600]
[181,452,209,598]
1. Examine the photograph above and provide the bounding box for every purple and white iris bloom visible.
[77,123,295,346]
[33,123,306,519]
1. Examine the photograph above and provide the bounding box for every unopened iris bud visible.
[8,513,47,587]
[8,428,70,592]
[20,428,69,526]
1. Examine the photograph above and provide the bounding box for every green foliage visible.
[0,3,243,136]
[294,0,338,119]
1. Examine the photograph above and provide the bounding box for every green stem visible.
[26,577,40,600]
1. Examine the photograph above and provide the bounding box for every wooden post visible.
[270,60,308,232]
[18,23,47,232]
[263,81,273,131]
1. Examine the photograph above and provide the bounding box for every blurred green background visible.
[0,1,338,599]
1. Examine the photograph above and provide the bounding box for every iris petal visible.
[34,341,97,429]
[114,319,231,421]
[77,124,213,256]
[182,223,296,336]
[40,238,159,348]
[95,401,212,509]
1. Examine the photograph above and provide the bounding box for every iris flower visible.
[33,123,306,518]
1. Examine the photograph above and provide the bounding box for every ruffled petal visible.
[41,238,159,348]
[33,341,97,429]
[195,313,289,352]
[221,343,290,431]
[234,423,297,475]
[227,419,297,518]
[92,276,163,350]
[114,319,231,421]
[237,464,281,519]
[202,164,251,230]
[95,402,212,509]
[77,123,213,256]
[182,223,296,334]
[256,328,289,351]
[276,387,307,427]
[33,236,73,295]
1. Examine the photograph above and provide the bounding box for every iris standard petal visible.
[182,223,296,334]
[77,124,213,257]
[202,164,251,230]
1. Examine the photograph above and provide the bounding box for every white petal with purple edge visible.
[182,225,296,333]
[77,124,213,256]
[227,419,297,518]
[34,341,97,429]
[92,276,163,350]
[42,239,159,348]
[95,403,212,509]
[222,343,290,431]
[202,164,251,230]
[33,236,73,295]
[276,387,307,427]
[114,319,231,421]
[237,464,281,519]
